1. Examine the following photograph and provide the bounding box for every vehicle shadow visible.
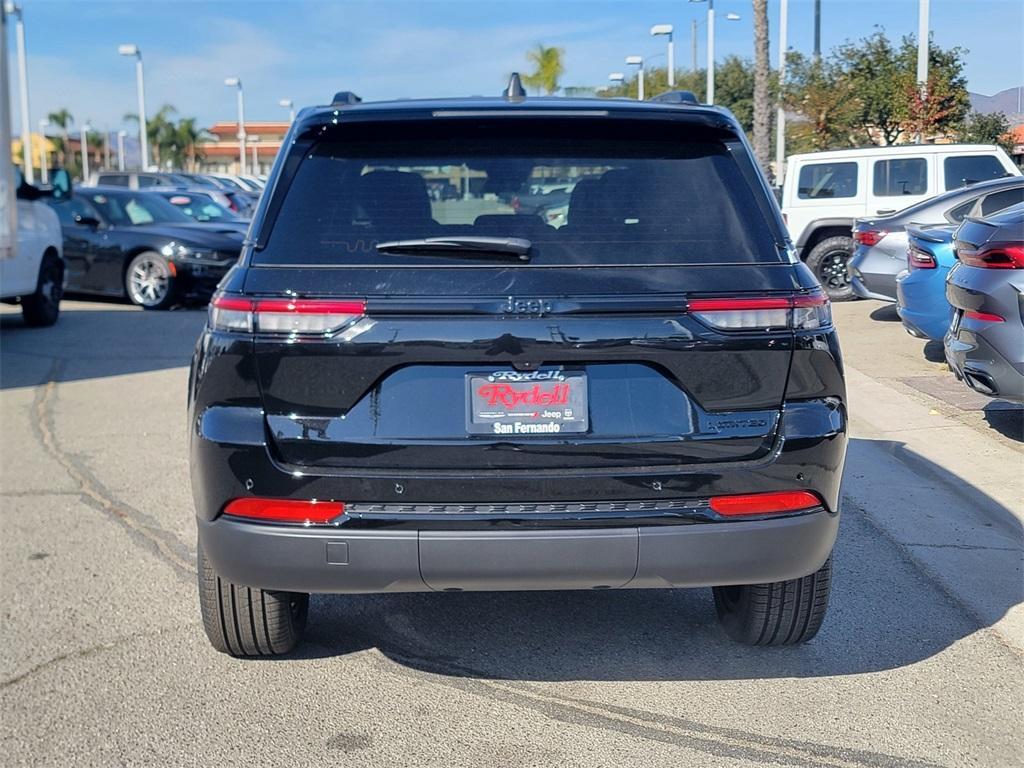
[984,404,1024,442]
[922,339,946,363]
[0,304,206,390]
[868,303,901,322]
[285,437,1021,688]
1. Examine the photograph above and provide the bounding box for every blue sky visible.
[10,0,1024,135]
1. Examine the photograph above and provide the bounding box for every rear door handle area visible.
[876,209,896,215]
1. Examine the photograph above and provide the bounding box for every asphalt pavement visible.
[1,298,1021,767]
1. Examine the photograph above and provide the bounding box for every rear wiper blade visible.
[375,236,532,262]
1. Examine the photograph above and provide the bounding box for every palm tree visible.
[522,45,565,95]
[174,118,211,172]
[47,108,74,167]
[752,0,772,172]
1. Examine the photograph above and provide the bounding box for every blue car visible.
[896,225,957,341]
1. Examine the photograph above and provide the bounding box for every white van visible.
[780,144,1020,299]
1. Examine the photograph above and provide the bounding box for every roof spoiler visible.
[331,91,362,106]
[648,90,699,105]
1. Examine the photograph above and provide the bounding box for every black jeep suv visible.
[189,86,847,656]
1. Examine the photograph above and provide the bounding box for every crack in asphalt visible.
[364,648,946,768]
[28,357,196,584]
[0,626,185,690]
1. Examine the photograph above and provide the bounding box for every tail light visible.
[688,292,831,331]
[224,497,344,524]
[209,294,366,336]
[907,244,937,270]
[963,310,1004,323]
[956,241,1024,269]
[854,229,887,247]
[710,490,823,517]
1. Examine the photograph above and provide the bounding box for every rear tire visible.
[806,236,855,302]
[197,541,308,656]
[21,253,63,327]
[713,556,832,646]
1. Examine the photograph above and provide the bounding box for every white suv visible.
[780,144,1020,300]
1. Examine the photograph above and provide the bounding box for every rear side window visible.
[979,186,1024,216]
[797,162,857,199]
[873,158,927,196]
[97,174,129,186]
[944,155,1008,190]
[136,175,159,188]
[255,128,782,266]
[945,200,975,223]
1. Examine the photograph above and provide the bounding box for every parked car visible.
[851,177,1024,302]
[90,170,192,189]
[896,225,957,340]
[154,189,247,225]
[945,203,1024,402]
[207,172,262,193]
[46,187,244,309]
[781,144,1019,301]
[190,85,847,657]
[1,166,69,326]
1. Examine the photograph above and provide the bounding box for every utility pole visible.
[813,0,821,60]
[691,19,698,72]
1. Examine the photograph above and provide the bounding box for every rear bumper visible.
[198,509,839,593]
[945,326,1024,402]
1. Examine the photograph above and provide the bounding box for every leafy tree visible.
[782,53,862,151]
[837,30,969,145]
[958,110,1015,154]
[752,0,772,168]
[521,45,565,95]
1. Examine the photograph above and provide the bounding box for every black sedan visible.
[47,187,245,309]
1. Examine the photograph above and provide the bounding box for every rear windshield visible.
[254,127,781,266]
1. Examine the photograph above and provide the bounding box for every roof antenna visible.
[504,72,527,102]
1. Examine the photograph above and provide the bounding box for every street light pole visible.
[916,0,930,144]
[117,130,126,171]
[625,56,644,101]
[250,135,259,174]
[775,0,788,185]
[80,125,90,183]
[6,2,33,183]
[225,77,246,175]
[690,1,739,104]
[38,119,49,184]
[651,25,675,87]
[279,98,295,124]
[118,44,148,171]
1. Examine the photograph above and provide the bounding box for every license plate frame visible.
[466,369,589,436]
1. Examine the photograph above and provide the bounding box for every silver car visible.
[945,203,1024,402]
[850,177,1024,302]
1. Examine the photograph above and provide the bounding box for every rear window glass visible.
[254,130,781,266]
[979,186,1024,216]
[797,162,857,199]
[873,158,927,196]
[944,155,1008,190]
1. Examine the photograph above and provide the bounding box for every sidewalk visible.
[843,364,1024,652]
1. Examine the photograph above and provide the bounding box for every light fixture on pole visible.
[225,77,246,175]
[117,130,127,171]
[5,2,33,184]
[650,25,675,87]
[625,56,644,101]
[689,0,740,105]
[80,124,91,183]
[608,72,625,85]
[118,44,148,171]
[38,118,49,184]
[279,98,295,123]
